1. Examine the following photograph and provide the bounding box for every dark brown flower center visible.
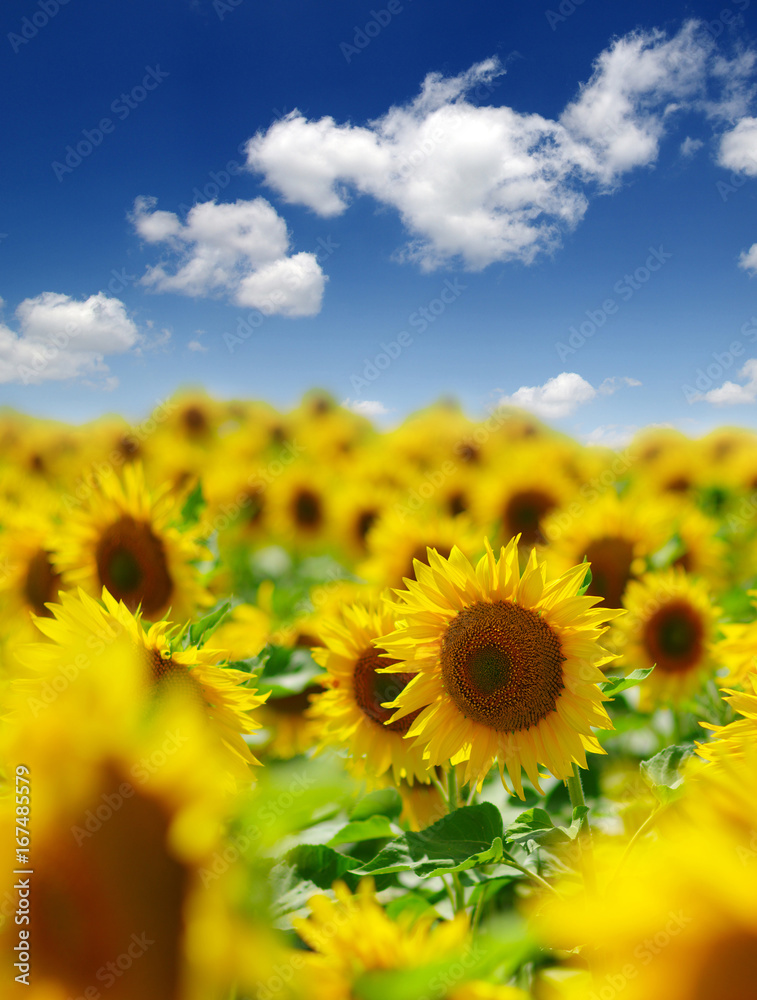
[95,516,173,618]
[503,490,556,546]
[24,549,62,617]
[352,647,421,734]
[440,600,565,732]
[182,405,208,437]
[293,488,322,528]
[447,491,468,516]
[690,930,757,1000]
[643,600,704,674]
[584,536,635,609]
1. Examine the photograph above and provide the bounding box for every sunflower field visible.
[3,389,757,999]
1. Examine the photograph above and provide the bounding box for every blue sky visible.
[2,0,757,443]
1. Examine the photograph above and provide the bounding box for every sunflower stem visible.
[565,762,597,896]
[447,766,460,811]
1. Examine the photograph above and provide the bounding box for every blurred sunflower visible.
[536,746,757,1000]
[473,445,579,550]
[308,598,433,786]
[266,463,334,552]
[256,684,323,759]
[0,634,281,1000]
[380,539,619,797]
[613,569,720,707]
[543,491,669,610]
[697,673,757,764]
[711,596,757,685]
[20,588,267,778]
[0,503,64,642]
[292,880,527,1000]
[52,463,212,622]
[358,510,483,589]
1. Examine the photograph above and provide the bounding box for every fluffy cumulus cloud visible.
[695,358,757,404]
[245,21,738,271]
[131,196,326,317]
[718,116,757,176]
[739,243,757,274]
[0,292,139,385]
[498,372,640,419]
[341,398,390,417]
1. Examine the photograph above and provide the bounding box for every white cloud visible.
[246,22,732,271]
[0,292,139,385]
[498,372,640,418]
[132,196,327,317]
[341,398,390,417]
[680,136,703,156]
[718,116,757,176]
[739,243,757,273]
[499,372,596,418]
[583,424,641,448]
[694,358,757,404]
[598,375,642,394]
[187,339,207,352]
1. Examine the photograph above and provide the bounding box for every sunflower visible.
[396,774,448,830]
[697,673,757,765]
[536,746,757,1000]
[543,490,670,611]
[51,463,212,622]
[472,444,579,550]
[710,597,757,686]
[357,510,483,589]
[613,569,721,707]
[0,632,282,1000]
[265,463,335,552]
[256,684,323,759]
[379,539,619,797]
[0,502,65,644]
[292,880,527,1000]
[19,587,268,778]
[308,598,434,786]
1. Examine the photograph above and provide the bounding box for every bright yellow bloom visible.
[614,569,721,707]
[309,598,434,786]
[380,538,620,797]
[18,588,267,779]
[0,634,281,1000]
[51,463,212,622]
[292,881,528,1000]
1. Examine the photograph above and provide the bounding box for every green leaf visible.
[577,561,593,596]
[179,480,206,527]
[600,667,655,698]
[351,802,505,878]
[254,645,322,697]
[328,816,396,847]
[641,744,694,803]
[284,844,360,890]
[349,788,403,822]
[384,892,437,923]
[188,602,231,647]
